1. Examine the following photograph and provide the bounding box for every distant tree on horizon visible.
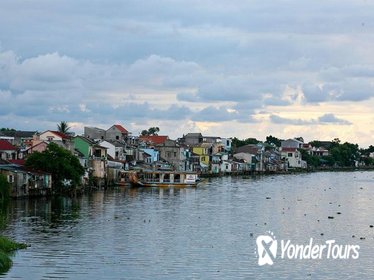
[141,127,160,136]
[0,128,16,132]
[265,135,282,147]
[232,137,260,148]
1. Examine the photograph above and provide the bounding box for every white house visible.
[281,147,307,169]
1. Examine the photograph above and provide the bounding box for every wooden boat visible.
[129,170,199,187]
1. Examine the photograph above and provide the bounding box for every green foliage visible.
[0,128,15,132]
[0,251,12,273]
[363,157,374,166]
[0,175,11,201]
[329,142,359,167]
[0,235,27,273]
[0,236,27,252]
[299,149,320,168]
[25,143,84,190]
[57,121,70,134]
[265,135,282,147]
[232,137,260,148]
[141,127,160,136]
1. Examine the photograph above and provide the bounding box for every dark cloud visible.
[270,113,352,126]
[318,113,352,125]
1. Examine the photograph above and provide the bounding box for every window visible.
[288,153,293,157]
[8,175,14,183]
[201,156,205,161]
[116,135,119,140]
[174,152,177,157]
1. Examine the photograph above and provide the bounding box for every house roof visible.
[140,135,168,145]
[109,140,127,148]
[50,131,71,139]
[0,130,36,138]
[40,130,70,140]
[235,144,260,154]
[0,140,17,151]
[8,159,25,165]
[113,124,128,134]
[199,143,213,148]
[25,141,48,151]
[185,133,202,138]
[74,135,97,145]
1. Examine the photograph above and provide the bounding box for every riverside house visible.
[73,136,108,186]
[0,140,17,160]
[280,147,307,169]
[192,143,212,171]
[0,160,52,198]
[106,124,129,142]
[156,139,190,171]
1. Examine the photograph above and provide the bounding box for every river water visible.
[1,171,374,279]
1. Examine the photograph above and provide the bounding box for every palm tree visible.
[57,121,71,134]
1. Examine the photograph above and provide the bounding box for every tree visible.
[326,140,360,167]
[141,127,160,136]
[25,143,84,191]
[57,121,71,134]
[265,135,282,147]
[232,137,260,148]
[299,149,320,168]
[0,175,11,201]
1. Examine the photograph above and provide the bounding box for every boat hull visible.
[129,170,198,188]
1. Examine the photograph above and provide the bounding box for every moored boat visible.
[129,170,199,187]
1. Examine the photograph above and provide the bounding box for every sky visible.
[1,0,374,147]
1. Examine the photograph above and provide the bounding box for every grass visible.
[0,236,27,273]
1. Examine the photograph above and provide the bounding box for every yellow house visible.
[192,143,212,166]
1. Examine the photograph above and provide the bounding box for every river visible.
[1,171,374,279]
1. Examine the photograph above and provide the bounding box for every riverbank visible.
[0,236,27,273]
[199,165,374,178]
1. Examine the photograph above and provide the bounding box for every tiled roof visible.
[114,125,128,134]
[235,144,260,154]
[139,135,168,145]
[0,140,17,151]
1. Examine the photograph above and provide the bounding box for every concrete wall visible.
[84,127,106,140]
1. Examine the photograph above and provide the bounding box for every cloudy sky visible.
[1,0,374,147]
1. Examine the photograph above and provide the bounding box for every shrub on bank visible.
[0,236,27,273]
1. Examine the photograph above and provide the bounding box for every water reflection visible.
[0,172,374,279]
